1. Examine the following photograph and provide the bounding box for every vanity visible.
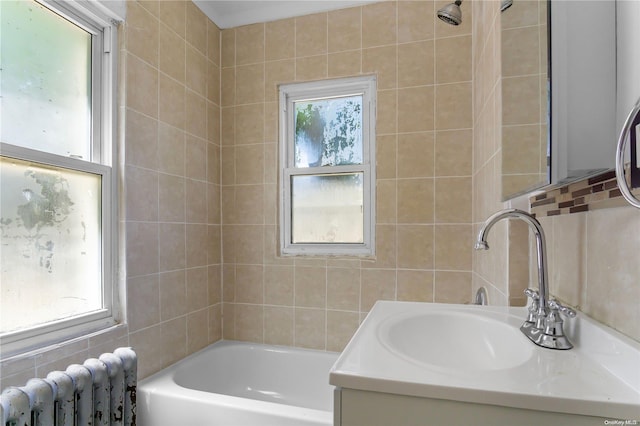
[330,301,640,426]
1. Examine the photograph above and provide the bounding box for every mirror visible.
[501,0,549,199]
[501,0,617,200]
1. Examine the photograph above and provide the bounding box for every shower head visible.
[501,0,513,12]
[437,0,462,26]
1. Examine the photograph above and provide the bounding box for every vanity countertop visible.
[329,301,640,420]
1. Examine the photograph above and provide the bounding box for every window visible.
[0,0,118,356]
[279,76,376,256]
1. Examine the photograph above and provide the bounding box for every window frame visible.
[0,0,120,357]
[279,76,377,256]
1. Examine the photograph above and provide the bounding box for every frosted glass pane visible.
[1,1,92,159]
[294,95,363,167]
[0,156,102,334]
[291,173,363,243]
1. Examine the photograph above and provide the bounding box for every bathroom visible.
[0,0,639,423]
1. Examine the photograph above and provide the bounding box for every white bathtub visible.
[138,340,339,426]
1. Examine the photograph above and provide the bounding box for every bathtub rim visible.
[137,340,338,424]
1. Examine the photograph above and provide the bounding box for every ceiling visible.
[193,0,383,29]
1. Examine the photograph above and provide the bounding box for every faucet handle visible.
[523,288,539,324]
[524,288,539,300]
[548,299,577,318]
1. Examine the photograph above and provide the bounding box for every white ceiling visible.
[193,0,383,29]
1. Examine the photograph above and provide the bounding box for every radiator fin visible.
[0,347,137,426]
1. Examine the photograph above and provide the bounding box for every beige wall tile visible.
[221,68,236,107]
[265,60,295,101]
[397,132,435,178]
[125,109,158,169]
[376,179,397,224]
[127,2,159,67]
[158,123,185,175]
[186,179,207,224]
[266,19,295,61]
[186,136,207,180]
[434,177,472,223]
[295,267,327,308]
[158,223,186,272]
[436,35,472,84]
[328,7,362,53]
[362,2,397,48]
[376,135,397,178]
[187,309,209,353]
[234,224,264,264]
[264,265,294,305]
[296,13,328,57]
[502,27,539,78]
[434,225,472,270]
[208,20,221,66]
[264,306,294,345]
[159,74,185,129]
[502,75,540,125]
[159,25,185,83]
[435,82,472,130]
[185,92,207,139]
[235,304,264,342]
[398,1,435,43]
[235,103,264,144]
[186,46,207,95]
[296,55,328,81]
[435,129,472,177]
[221,29,235,68]
[398,41,434,88]
[398,86,434,132]
[236,64,265,104]
[126,222,159,277]
[160,270,187,320]
[126,166,158,222]
[397,270,434,302]
[361,269,396,312]
[187,267,209,311]
[363,46,397,90]
[235,145,265,185]
[186,2,207,55]
[327,267,361,311]
[397,178,434,223]
[158,173,185,222]
[127,274,160,332]
[329,51,362,78]
[235,265,264,304]
[327,311,360,352]
[236,24,265,66]
[376,90,398,134]
[397,225,434,269]
[294,308,326,349]
[126,54,158,118]
[159,1,185,38]
[434,271,472,303]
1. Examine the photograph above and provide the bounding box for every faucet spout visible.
[475,208,549,313]
[475,208,575,349]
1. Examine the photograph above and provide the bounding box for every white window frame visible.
[279,76,377,256]
[0,0,120,358]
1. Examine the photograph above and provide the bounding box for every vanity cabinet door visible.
[336,388,612,426]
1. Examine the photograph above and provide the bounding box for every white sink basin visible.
[378,310,533,373]
[330,301,640,420]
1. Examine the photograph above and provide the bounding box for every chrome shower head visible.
[437,0,462,26]
[501,0,513,12]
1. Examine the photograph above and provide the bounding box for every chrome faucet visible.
[475,209,576,350]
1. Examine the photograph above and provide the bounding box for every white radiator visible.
[0,347,137,426]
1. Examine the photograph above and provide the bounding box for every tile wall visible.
[220,1,474,352]
[472,0,640,343]
[1,0,223,386]
[500,0,548,197]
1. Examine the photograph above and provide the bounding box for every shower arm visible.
[615,96,640,209]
